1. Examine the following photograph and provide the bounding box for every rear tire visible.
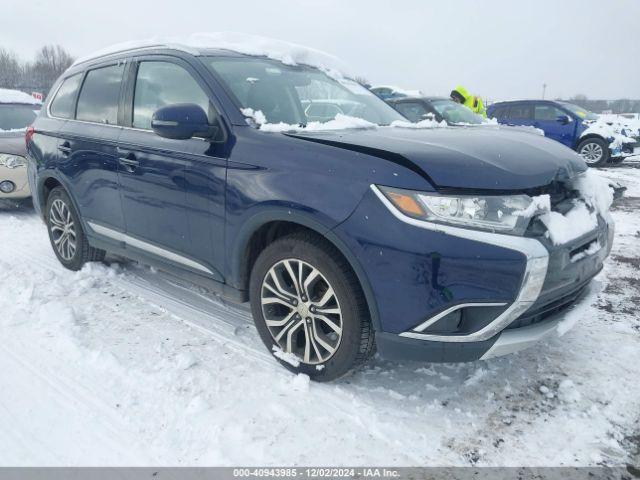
[249,231,375,381]
[577,137,609,167]
[46,187,105,271]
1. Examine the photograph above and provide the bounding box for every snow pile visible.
[0,88,41,105]
[240,107,267,126]
[74,32,352,79]
[539,203,598,245]
[242,109,377,132]
[242,109,449,133]
[514,194,551,218]
[272,346,301,367]
[572,169,615,217]
[598,113,640,136]
[390,118,448,129]
[517,170,614,245]
[570,240,601,263]
[580,115,639,157]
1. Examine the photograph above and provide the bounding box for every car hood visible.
[0,133,26,156]
[288,126,587,191]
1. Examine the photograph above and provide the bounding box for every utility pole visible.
[542,83,547,100]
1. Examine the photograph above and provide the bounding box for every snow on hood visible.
[0,88,41,105]
[73,32,352,79]
[580,114,640,154]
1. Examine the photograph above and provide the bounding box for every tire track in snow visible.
[10,239,276,367]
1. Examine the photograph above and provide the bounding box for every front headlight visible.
[0,154,27,169]
[378,185,533,235]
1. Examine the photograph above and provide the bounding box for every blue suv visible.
[27,40,613,381]
[488,100,640,167]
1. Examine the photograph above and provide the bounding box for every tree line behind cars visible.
[0,45,74,97]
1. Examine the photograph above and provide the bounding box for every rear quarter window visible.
[76,64,125,125]
[49,73,83,119]
[490,106,507,119]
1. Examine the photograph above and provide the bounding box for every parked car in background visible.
[488,100,640,167]
[28,34,613,381]
[0,89,41,201]
[387,96,484,125]
[386,96,545,138]
[370,85,422,100]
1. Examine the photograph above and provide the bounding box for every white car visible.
[0,88,41,200]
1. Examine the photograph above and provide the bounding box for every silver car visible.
[0,89,41,200]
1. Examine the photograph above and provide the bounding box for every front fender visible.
[226,203,382,330]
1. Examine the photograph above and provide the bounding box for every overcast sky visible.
[2,0,638,100]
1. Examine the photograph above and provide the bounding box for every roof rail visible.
[72,42,201,67]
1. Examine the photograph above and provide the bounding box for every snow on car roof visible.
[0,88,41,105]
[371,85,423,97]
[73,32,353,78]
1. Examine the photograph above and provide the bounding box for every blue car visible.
[27,40,613,381]
[488,100,640,167]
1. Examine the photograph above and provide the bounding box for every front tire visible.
[577,137,610,167]
[46,187,105,270]
[249,232,375,381]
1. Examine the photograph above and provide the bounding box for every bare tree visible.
[0,48,23,89]
[354,76,371,89]
[24,45,74,93]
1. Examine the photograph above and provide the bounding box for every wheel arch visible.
[574,133,607,150]
[36,173,86,226]
[231,211,382,331]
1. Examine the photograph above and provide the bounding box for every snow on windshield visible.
[241,108,449,132]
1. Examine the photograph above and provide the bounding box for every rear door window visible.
[132,61,211,130]
[49,73,83,119]
[507,104,532,120]
[76,64,125,125]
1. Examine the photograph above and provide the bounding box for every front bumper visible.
[337,186,613,363]
[0,165,30,199]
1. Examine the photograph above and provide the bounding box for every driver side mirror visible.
[556,114,571,125]
[151,103,218,140]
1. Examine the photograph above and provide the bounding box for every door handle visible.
[58,141,71,156]
[118,153,140,173]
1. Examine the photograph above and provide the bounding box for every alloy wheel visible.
[260,258,343,364]
[49,198,77,261]
[580,142,604,165]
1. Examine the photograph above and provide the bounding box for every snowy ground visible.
[0,159,639,467]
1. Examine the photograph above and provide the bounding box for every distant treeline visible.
[557,96,640,114]
[1,45,639,114]
[0,45,74,96]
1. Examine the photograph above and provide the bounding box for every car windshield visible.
[560,102,598,121]
[429,99,484,125]
[0,104,40,132]
[205,57,405,127]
